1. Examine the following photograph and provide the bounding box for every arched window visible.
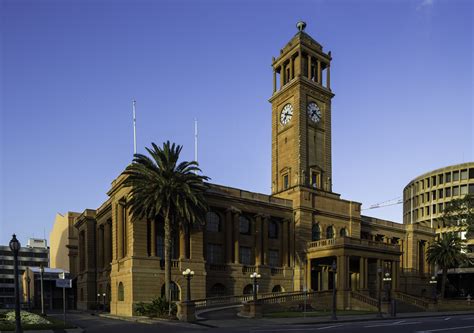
[161,282,180,301]
[339,228,347,237]
[239,216,251,235]
[326,226,334,239]
[312,224,321,241]
[243,284,254,295]
[118,282,124,301]
[206,211,221,232]
[209,283,227,297]
[272,285,285,293]
[268,220,278,239]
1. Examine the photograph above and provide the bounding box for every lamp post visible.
[26,269,31,311]
[39,264,45,316]
[182,268,195,302]
[97,293,101,311]
[102,293,106,312]
[9,234,23,333]
[377,266,383,318]
[429,275,437,304]
[383,271,393,316]
[250,272,261,302]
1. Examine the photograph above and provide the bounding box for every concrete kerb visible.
[7,329,84,333]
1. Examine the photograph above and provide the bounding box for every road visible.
[50,312,474,333]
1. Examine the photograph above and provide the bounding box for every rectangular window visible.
[239,246,252,265]
[461,169,468,180]
[469,169,474,179]
[438,203,443,213]
[283,174,289,190]
[445,172,451,182]
[432,204,436,214]
[268,250,279,267]
[426,178,430,188]
[438,174,444,184]
[453,171,459,181]
[438,189,443,198]
[421,181,424,190]
[445,187,451,197]
[431,176,436,186]
[453,186,460,196]
[425,193,429,201]
[311,171,320,188]
[469,184,474,194]
[460,185,468,195]
[421,195,424,203]
[432,190,436,200]
[207,244,224,264]
[426,206,430,215]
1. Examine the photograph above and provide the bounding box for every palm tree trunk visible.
[164,207,172,303]
[441,267,447,299]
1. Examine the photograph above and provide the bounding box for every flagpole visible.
[133,100,137,156]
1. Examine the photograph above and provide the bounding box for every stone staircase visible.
[392,291,429,312]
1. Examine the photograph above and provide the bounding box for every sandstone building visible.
[53,23,441,315]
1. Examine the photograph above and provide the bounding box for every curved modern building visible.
[403,162,474,228]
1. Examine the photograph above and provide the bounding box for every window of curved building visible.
[312,224,321,241]
[268,220,278,239]
[340,228,348,237]
[239,216,251,235]
[243,284,254,295]
[161,282,180,301]
[326,226,334,239]
[209,283,227,297]
[206,211,221,232]
[118,282,124,301]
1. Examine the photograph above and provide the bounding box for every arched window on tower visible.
[326,226,335,239]
[118,282,124,301]
[312,224,321,241]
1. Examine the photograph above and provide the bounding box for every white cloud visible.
[417,0,434,10]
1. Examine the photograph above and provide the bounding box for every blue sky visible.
[1,0,472,246]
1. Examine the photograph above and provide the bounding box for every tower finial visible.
[296,21,306,32]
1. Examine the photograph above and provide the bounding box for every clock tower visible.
[270,22,334,195]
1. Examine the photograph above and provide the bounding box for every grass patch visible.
[0,311,76,331]
[265,310,376,318]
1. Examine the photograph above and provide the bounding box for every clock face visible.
[307,102,321,123]
[280,104,293,125]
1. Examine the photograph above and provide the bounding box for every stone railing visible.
[393,291,429,309]
[194,290,291,309]
[242,265,256,274]
[259,290,330,305]
[307,237,400,252]
[270,267,284,275]
[351,291,378,308]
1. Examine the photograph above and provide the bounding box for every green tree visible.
[441,194,474,235]
[123,141,209,302]
[426,232,470,299]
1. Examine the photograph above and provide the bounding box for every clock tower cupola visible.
[269,22,334,195]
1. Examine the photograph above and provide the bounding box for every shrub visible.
[134,297,176,318]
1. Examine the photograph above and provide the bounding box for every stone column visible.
[288,218,294,267]
[233,212,240,264]
[317,59,321,84]
[359,257,368,290]
[306,259,312,290]
[150,220,156,256]
[289,56,294,80]
[307,54,311,79]
[392,261,400,291]
[282,220,289,267]
[336,256,345,290]
[376,259,382,295]
[225,209,233,263]
[345,256,351,290]
[97,226,103,268]
[255,215,263,266]
[280,65,285,87]
[117,203,123,259]
[326,63,331,89]
[262,216,269,265]
[273,70,277,93]
[104,221,112,266]
[179,227,187,260]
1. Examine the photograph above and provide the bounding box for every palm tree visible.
[123,141,209,302]
[426,232,470,299]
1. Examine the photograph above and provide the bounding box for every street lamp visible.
[9,234,23,333]
[182,268,195,302]
[39,264,45,316]
[102,293,106,312]
[97,293,101,311]
[383,271,394,317]
[429,275,437,304]
[377,266,383,318]
[250,272,261,301]
[331,260,337,320]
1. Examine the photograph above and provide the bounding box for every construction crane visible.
[362,197,403,211]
